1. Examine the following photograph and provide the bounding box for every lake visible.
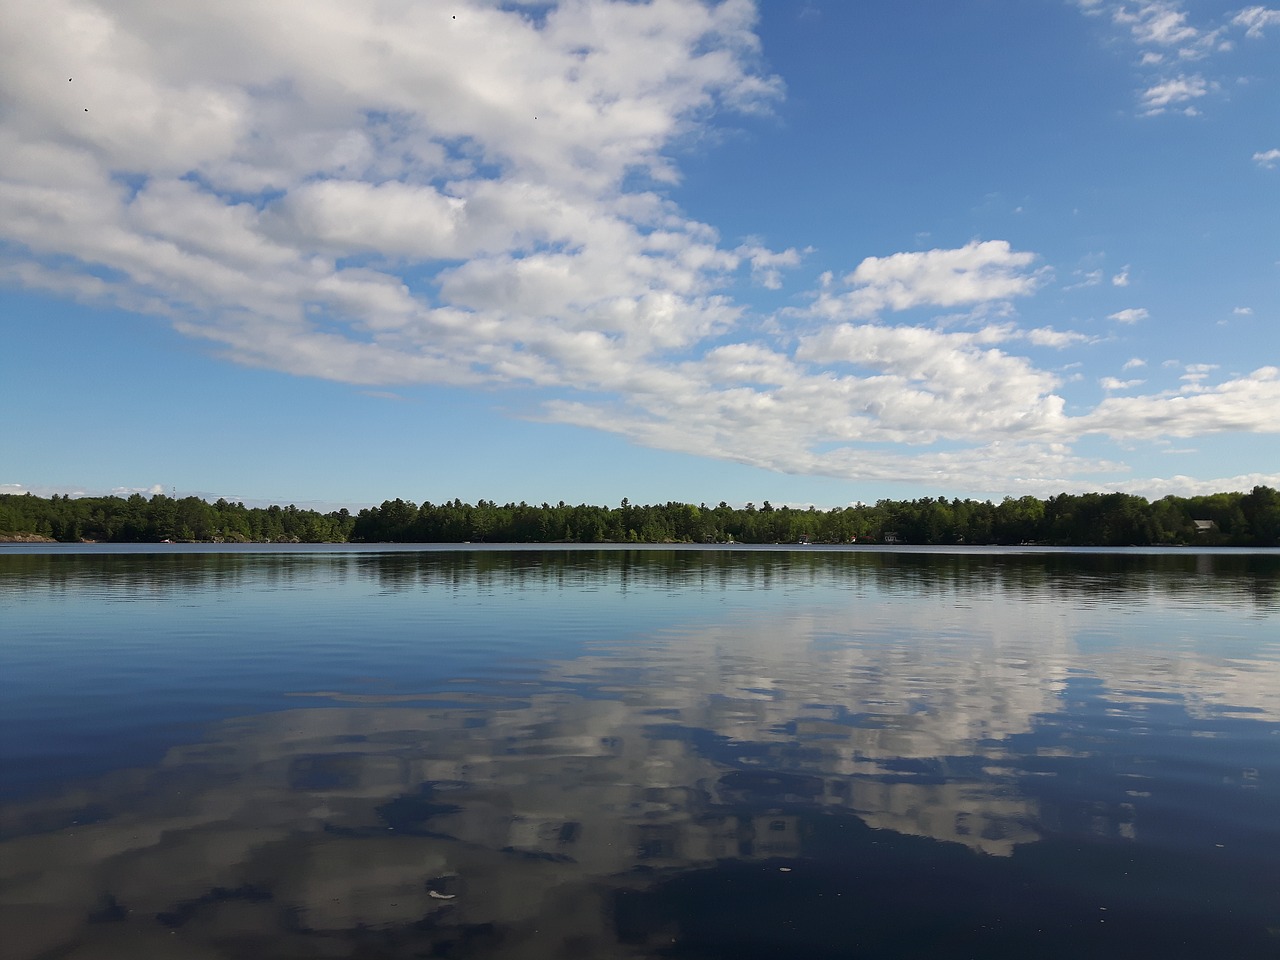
[2,544,1278,958]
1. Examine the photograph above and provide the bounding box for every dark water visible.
[2,545,1278,959]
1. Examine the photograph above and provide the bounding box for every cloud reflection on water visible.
[1,547,1278,958]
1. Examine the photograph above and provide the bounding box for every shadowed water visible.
[2,545,1278,958]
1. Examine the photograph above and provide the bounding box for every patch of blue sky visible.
[3,0,1277,504]
[298,307,379,346]
[496,2,555,28]
[108,171,149,202]
[394,263,465,299]
[176,171,286,210]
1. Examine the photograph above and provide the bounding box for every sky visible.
[1,0,1277,510]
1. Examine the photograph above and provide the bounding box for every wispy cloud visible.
[1181,362,1220,385]
[1077,2,1265,116]
[1114,2,1200,47]
[1254,148,1280,169]
[1104,472,1280,497]
[1232,6,1280,38]
[1140,74,1209,114]
[1111,265,1131,286]
[1108,307,1150,323]
[1065,268,1103,290]
[1100,376,1146,390]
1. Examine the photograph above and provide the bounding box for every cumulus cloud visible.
[1122,357,1147,369]
[1254,148,1280,168]
[1108,307,1150,323]
[1233,306,1254,316]
[735,241,805,290]
[1,0,1277,498]
[808,240,1044,320]
[1,0,783,377]
[1111,265,1131,286]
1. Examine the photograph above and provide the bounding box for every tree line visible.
[0,493,355,544]
[3,487,1278,546]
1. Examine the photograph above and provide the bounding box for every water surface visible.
[2,545,1278,958]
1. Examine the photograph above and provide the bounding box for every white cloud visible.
[734,241,805,290]
[1081,4,1243,115]
[1254,148,1280,168]
[808,240,1043,320]
[1113,2,1230,61]
[0,0,781,389]
[1232,6,1280,38]
[1118,472,1280,496]
[1024,327,1091,348]
[1064,268,1103,289]
[1083,367,1280,437]
[1108,307,1150,323]
[1100,376,1146,390]
[1115,2,1199,47]
[1180,362,1219,385]
[1233,306,1254,316]
[1122,357,1147,369]
[1140,74,1208,113]
[1111,265,1131,286]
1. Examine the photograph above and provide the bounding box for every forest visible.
[2,486,1278,547]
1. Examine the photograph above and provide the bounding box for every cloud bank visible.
[1,0,1277,497]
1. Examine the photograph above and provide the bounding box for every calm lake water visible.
[2,544,1279,959]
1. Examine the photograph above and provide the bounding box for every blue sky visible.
[1,0,1277,509]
